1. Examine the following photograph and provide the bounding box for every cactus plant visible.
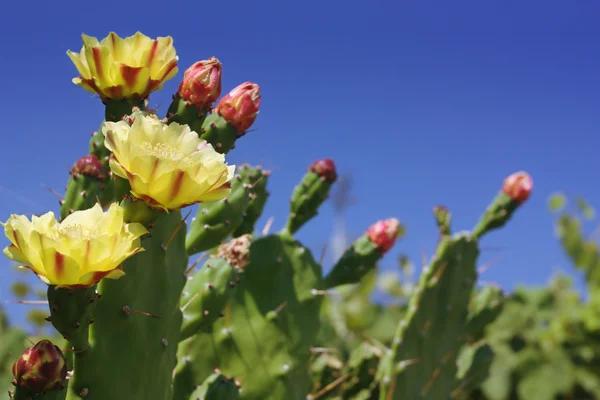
[1,29,532,400]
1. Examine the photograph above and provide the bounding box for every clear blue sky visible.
[1,1,599,324]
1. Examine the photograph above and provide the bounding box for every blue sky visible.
[1,1,599,324]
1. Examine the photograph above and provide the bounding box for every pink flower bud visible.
[178,57,222,108]
[12,340,67,393]
[214,82,261,134]
[367,218,401,253]
[502,171,533,203]
[309,158,337,182]
[70,155,104,180]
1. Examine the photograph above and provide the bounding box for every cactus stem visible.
[318,244,328,265]
[262,216,274,236]
[9,300,49,305]
[162,209,192,251]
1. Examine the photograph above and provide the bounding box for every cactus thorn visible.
[162,209,192,251]
[161,338,168,347]
[87,317,94,324]
[262,216,274,236]
[185,254,207,276]
[79,387,89,397]
[44,316,52,322]
[122,305,162,319]
[73,321,81,328]
[42,184,64,199]
[421,366,442,396]
[308,373,350,400]
[477,255,503,274]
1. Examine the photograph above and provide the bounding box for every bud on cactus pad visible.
[367,218,401,253]
[69,155,105,180]
[178,57,222,109]
[502,171,533,204]
[214,82,261,135]
[472,171,534,238]
[309,158,337,182]
[286,159,338,235]
[12,340,67,393]
[324,218,402,289]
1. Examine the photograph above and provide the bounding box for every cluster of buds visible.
[12,340,67,394]
[367,218,401,253]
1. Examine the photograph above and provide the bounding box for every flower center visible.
[54,224,102,240]
[141,142,195,165]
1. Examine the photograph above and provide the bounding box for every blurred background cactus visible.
[0,18,597,400]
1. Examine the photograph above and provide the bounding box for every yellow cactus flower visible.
[67,31,178,100]
[2,203,147,289]
[103,115,235,211]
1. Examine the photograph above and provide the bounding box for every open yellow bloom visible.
[67,31,178,100]
[2,203,147,288]
[103,115,235,210]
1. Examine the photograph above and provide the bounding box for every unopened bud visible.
[178,57,222,108]
[367,218,401,253]
[12,340,67,393]
[214,82,261,134]
[309,158,337,182]
[502,171,533,203]
[70,155,104,180]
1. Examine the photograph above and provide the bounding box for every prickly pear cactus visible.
[2,29,534,400]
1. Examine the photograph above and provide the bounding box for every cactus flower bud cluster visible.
[502,171,533,204]
[214,82,262,135]
[70,154,105,180]
[178,57,223,109]
[367,218,401,253]
[12,340,67,393]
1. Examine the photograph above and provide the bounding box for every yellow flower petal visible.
[67,32,178,100]
[1,205,146,288]
[103,115,234,210]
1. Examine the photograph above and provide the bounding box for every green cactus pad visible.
[453,342,495,398]
[232,165,270,237]
[65,211,187,400]
[173,233,323,400]
[376,233,480,399]
[180,257,239,342]
[166,96,207,137]
[185,175,250,255]
[466,284,505,343]
[323,235,383,289]
[60,176,103,221]
[341,342,382,399]
[198,113,239,154]
[12,387,66,400]
[472,193,520,239]
[309,352,343,396]
[285,171,334,235]
[188,372,240,400]
[47,286,98,352]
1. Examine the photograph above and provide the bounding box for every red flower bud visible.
[309,158,337,182]
[70,155,104,180]
[12,340,67,393]
[367,218,401,253]
[502,171,532,203]
[214,82,261,134]
[178,57,222,108]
